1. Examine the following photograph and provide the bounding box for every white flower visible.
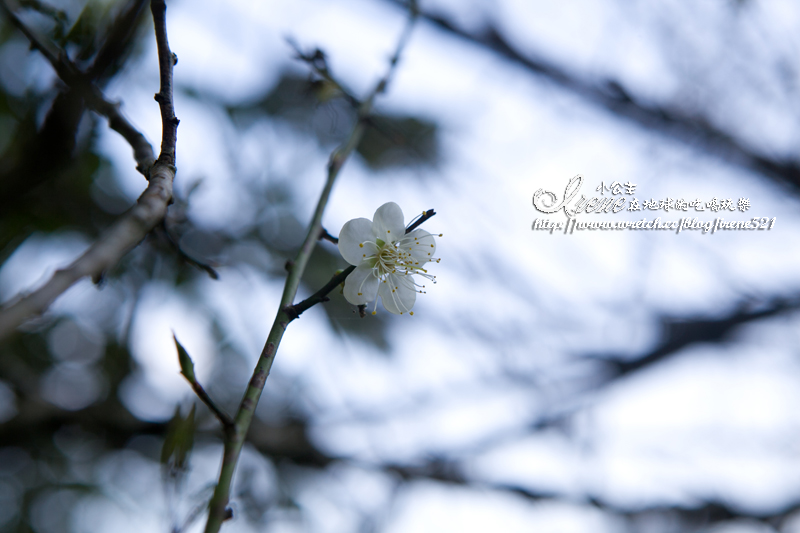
[338,202,439,315]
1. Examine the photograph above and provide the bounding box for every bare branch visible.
[0,0,152,213]
[0,0,180,341]
[384,458,800,530]
[593,296,800,378]
[151,0,179,167]
[0,168,174,340]
[405,208,436,233]
[87,0,150,82]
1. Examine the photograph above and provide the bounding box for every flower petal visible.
[338,217,374,265]
[398,229,436,263]
[378,273,416,314]
[372,202,405,243]
[343,263,379,305]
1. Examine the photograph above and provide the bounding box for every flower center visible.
[375,242,400,276]
[364,235,437,285]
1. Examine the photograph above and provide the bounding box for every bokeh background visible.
[1,0,800,531]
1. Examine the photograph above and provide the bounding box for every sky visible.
[2,0,800,531]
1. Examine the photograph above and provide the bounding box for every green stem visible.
[203,124,366,533]
[203,12,417,531]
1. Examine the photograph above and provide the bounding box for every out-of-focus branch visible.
[386,0,800,194]
[0,0,179,341]
[591,296,800,378]
[486,295,800,449]
[385,458,800,530]
[0,175,172,339]
[87,0,150,83]
[4,363,797,533]
[0,0,156,174]
[287,41,361,108]
[0,0,151,209]
[203,9,419,532]
[155,221,219,279]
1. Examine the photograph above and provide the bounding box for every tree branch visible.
[87,0,151,83]
[0,0,178,341]
[0,175,172,340]
[0,0,156,174]
[151,0,178,167]
[385,458,800,530]
[593,296,800,378]
[284,265,355,321]
[287,41,361,109]
[203,9,419,532]
[0,0,151,214]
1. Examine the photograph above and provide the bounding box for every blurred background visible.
[1,0,800,531]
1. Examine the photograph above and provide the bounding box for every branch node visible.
[319,227,339,244]
[91,271,106,285]
[282,306,299,321]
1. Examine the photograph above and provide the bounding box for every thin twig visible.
[284,265,354,321]
[319,227,339,244]
[192,384,232,428]
[192,383,233,427]
[87,0,150,82]
[151,0,178,167]
[0,0,178,341]
[203,8,419,532]
[287,40,361,108]
[0,0,156,174]
[405,208,436,233]
[290,34,428,162]
[156,221,219,280]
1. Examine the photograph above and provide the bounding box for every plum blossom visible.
[338,202,439,315]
